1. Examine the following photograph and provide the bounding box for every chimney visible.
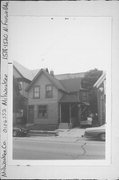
[50,70,54,76]
[45,68,49,73]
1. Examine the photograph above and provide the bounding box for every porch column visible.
[59,103,62,123]
[69,104,72,127]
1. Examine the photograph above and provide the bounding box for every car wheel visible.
[13,130,17,137]
[99,133,105,141]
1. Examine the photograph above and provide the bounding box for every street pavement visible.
[13,136,105,160]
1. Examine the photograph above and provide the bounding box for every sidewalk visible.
[16,136,82,143]
[30,128,85,139]
[57,128,85,138]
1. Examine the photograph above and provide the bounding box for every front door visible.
[61,104,70,123]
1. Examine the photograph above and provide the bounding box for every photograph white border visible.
[8,16,111,166]
[1,1,119,179]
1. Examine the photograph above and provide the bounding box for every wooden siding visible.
[28,73,60,125]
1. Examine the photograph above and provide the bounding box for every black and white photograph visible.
[1,0,119,179]
[10,10,111,161]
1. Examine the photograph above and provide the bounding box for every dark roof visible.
[14,61,85,81]
[60,78,82,93]
[26,69,66,92]
[55,72,85,80]
[59,93,80,103]
[14,61,83,93]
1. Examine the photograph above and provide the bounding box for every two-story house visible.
[14,61,104,130]
[26,68,89,130]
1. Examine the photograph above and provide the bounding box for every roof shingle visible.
[14,61,83,93]
[60,78,82,93]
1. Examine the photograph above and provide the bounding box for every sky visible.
[9,15,111,74]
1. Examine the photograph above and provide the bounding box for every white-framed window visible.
[33,86,40,98]
[38,105,47,118]
[45,84,53,98]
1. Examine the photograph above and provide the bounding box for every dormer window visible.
[46,85,53,98]
[33,86,40,98]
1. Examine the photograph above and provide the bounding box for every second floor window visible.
[33,86,40,98]
[46,85,53,98]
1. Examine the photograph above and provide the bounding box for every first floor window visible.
[38,105,47,118]
[33,86,40,98]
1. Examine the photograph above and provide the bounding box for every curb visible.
[14,136,83,143]
[28,130,58,136]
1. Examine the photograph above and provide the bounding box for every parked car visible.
[13,127,29,137]
[84,124,105,141]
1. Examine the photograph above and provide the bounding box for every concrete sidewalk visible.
[15,136,84,143]
[29,128,85,140]
[57,128,85,138]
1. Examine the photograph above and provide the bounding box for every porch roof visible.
[59,94,80,103]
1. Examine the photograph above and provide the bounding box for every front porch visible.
[59,93,91,129]
[59,102,80,129]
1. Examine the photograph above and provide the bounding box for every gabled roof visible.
[13,61,39,81]
[60,77,82,93]
[26,69,66,92]
[13,61,83,93]
[94,72,106,88]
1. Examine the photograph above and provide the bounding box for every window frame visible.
[37,105,48,119]
[33,86,40,99]
[45,84,53,98]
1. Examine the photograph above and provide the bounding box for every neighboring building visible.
[94,72,106,126]
[13,61,38,125]
[13,61,38,98]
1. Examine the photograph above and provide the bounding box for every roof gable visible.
[26,69,66,92]
[14,61,83,93]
